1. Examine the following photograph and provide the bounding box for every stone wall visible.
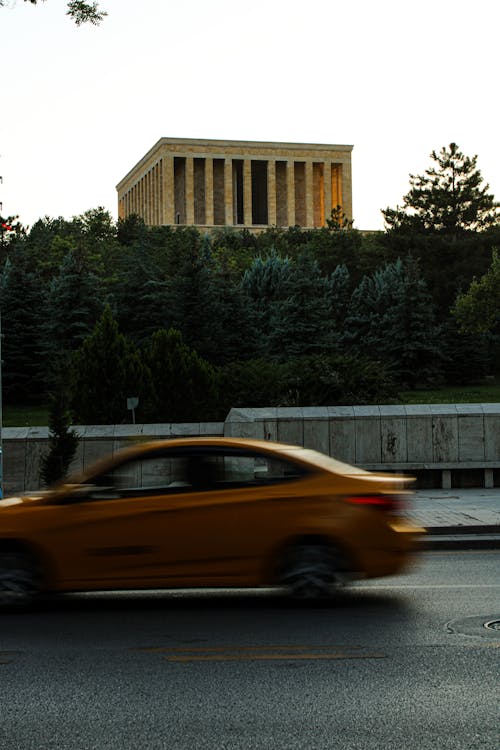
[3,404,500,495]
[225,405,500,489]
[2,423,224,496]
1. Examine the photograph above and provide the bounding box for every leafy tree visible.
[453,250,500,334]
[383,143,499,239]
[218,354,395,410]
[145,328,218,422]
[70,306,150,424]
[0,0,107,25]
[40,384,79,487]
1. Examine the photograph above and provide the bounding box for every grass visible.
[2,405,49,428]
[398,379,500,404]
[1,381,499,426]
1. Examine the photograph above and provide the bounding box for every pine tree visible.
[40,385,79,487]
[41,250,104,380]
[383,143,499,238]
[344,258,442,387]
[267,252,335,359]
[145,328,218,422]
[0,250,46,403]
[240,249,292,356]
[70,306,150,424]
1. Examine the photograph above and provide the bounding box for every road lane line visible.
[165,652,386,663]
[353,584,500,589]
[132,644,366,653]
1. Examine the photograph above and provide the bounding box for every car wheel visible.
[0,552,41,611]
[279,541,347,599]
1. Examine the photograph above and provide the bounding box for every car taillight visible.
[344,494,403,513]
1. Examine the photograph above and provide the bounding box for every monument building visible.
[116,138,353,231]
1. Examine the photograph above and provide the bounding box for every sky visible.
[1,0,499,231]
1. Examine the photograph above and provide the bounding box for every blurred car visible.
[0,437,422,608]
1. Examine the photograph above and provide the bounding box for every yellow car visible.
[0,437,422,608]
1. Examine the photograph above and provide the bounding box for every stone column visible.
[185,157,195,225]
[323,162,332,226]
[341,159,353,222]
[286,160,295,226]
[205,158,214,225]
[224,158,233,226]
[243,159,252,226]
[162,155,175,225]
[267,160,277,226]
[305,161,314,228]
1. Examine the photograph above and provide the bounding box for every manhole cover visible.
[484,620,500,631]
[446,615,500,639]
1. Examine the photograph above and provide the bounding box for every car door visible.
[40,447,247,589]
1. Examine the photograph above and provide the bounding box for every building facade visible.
[116,138,353,230]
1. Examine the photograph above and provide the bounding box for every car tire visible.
[0,551,41,611]
[279,541,347,599]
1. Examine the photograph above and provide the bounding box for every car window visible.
[84,448,309,499]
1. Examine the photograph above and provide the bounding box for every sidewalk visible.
[407,488,500,549]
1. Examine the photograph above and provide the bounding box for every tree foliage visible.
[40,384,79,487]
[453,250,500,334]
[70,306,150,424]
[383,143,499,238]
[145,328,218,422]
[0,0,107,25]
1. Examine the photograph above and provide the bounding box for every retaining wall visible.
[3,404,500,494]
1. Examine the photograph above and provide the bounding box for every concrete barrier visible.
[2,404,500,493]
[2,422,224,495]
[224,405,500,489]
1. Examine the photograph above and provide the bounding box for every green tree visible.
[42,250,105,376]
[70,306,150,424]
[0,0,107,25]
[344,257,441,387]
[112,242,169,345]
[145,328,218,422]
[0,250,45,403]
[241,249,292,356]
[383,143,499,238]
[453,250,500,334]
[267,252,335,359]
[40,384,79,487]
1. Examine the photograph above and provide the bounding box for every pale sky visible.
[1,0,499,231]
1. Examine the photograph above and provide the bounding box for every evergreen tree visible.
[344,258,441,387]
[267,252,335,359]
[328,264,351,332]
[241,249,292,356]
[112,242,169,345]
[145,328,218,422]
[383,143,499,238]
[165,238,220,360]
[70,306,150,424]
[0,250,46,403]
[41,250,105,380]
[40,384,79,487]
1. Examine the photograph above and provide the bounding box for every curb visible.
[420,529,500,550]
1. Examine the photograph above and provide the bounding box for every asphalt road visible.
[1,551,499,750]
